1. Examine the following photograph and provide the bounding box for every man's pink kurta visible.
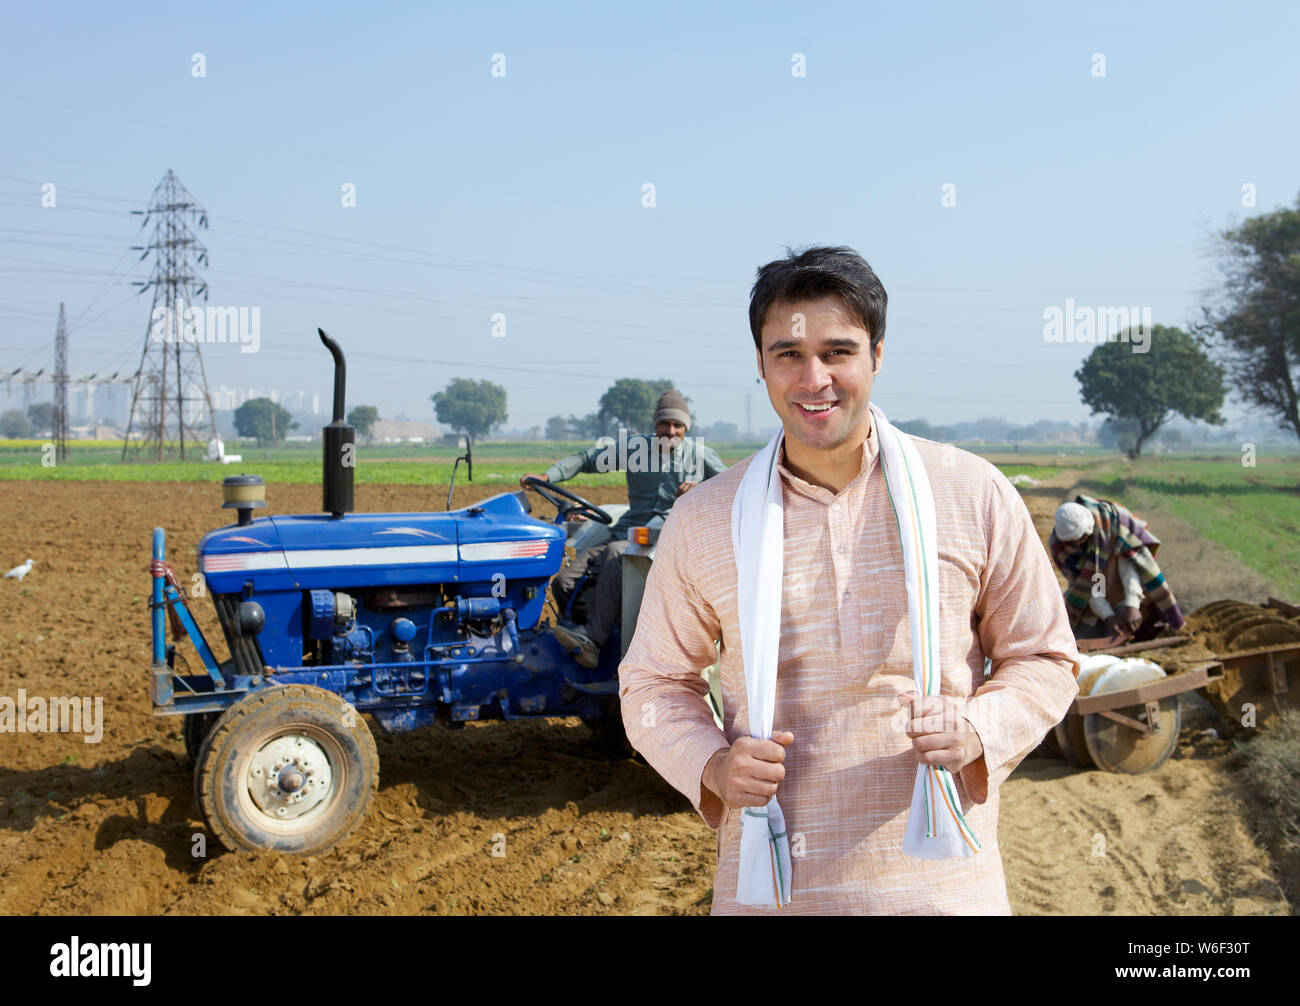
[618,416,1080,914]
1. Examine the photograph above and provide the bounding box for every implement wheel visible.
[1054,712,1093,768]
[1079,659,1181,774]
[194,685,379,855]
[1082,696,1181,774]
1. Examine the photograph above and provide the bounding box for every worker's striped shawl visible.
[1048,494,1185,630]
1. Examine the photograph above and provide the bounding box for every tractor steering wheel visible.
[521,476,613,525]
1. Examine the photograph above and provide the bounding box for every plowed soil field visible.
[0,479,1290,915]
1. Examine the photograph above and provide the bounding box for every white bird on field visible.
[4,559,34,582]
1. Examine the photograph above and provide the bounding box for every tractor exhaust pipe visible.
[318,328,354,518]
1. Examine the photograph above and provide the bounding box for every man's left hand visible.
[1116,604,1143,635]
[897,691,983,775]
[675,481,698,498]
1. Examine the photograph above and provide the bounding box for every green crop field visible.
[1075,455,1300,596]
[0,439,768,486]
[0,438,1079,486]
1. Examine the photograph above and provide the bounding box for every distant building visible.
[372,419,441,444]
[69,423,124,441]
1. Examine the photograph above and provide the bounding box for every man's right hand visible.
[702,731,793,808]
[520,472,549,489]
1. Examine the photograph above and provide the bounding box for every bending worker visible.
[1049,495,1186,642]
[521,389,727,667]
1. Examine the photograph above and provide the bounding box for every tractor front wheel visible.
[194,685,379,855]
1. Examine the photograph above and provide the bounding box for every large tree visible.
[598,378,677,432]
[1075,324,1226,459]
[430,378,507,439]
[233,397,298,446]
[1196,193,1300,441]
[346,405,379,441]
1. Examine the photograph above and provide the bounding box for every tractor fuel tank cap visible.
[222,474,267,526]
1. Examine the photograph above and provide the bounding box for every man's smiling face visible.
[756,294,883,453]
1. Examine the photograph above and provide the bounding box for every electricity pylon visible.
[121,170,218,460]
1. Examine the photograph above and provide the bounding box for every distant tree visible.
[1075,325,1226,459]
[545,415,569,441]
[26,402,54,432]
[0,409,31,438]
[1156,426,1186,450]
[1196,193,1300,442]
[234,397,298,446]
[347,405,380,441]
[700,420,740,441]
[894,418,933,438]
[566,412,609,439]
[1097,416,1141,453]
[598,378,677,432]
[431,378,507,439]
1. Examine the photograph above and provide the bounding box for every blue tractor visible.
[148,331,651,855]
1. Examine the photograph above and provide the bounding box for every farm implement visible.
[1051,597,1300,773]
[147,331,650,855]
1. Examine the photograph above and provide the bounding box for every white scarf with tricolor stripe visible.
[730,401,981,909]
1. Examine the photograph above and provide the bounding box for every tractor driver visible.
[520,389,728,667]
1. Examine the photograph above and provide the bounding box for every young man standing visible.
[618,246,1080,914]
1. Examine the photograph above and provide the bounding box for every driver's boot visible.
[553,622,600,668]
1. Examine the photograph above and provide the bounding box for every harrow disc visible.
[1189,600,1300,728]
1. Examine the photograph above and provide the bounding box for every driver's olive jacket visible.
[545,432,727,536]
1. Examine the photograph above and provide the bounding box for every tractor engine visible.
[197,493,565,728]
[194,330,567,731]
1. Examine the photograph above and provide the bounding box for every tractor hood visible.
[198,492,564,594]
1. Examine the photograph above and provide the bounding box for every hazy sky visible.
[2,1,1296,433]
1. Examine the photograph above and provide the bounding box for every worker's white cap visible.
[1054,502,1094,542]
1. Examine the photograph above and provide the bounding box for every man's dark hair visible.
[748,245,887,355]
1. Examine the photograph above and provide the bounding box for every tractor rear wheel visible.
[194,685,379,855]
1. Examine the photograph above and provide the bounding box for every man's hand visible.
[701,731,793,808]
[675,480,698,499]
[1116,604,1143,635]
[1104,613,1134,643]
[520,471,549,489]
[897,692,982,775]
